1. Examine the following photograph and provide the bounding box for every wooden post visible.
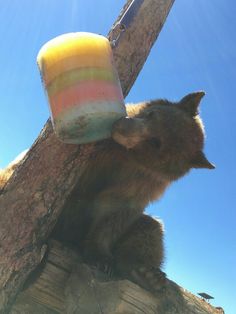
[0,1,175,312]
[11,241,221,314]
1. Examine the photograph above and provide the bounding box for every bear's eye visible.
[149,137,161,149]
[147,111,156,119]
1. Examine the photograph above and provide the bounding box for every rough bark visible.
[108,0,175,96]
[12,241,223,314]
[0,0,175,312]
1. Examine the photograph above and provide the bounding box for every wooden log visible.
[0,1,175,312]
[108,0,175,96]
[12,241,222,314]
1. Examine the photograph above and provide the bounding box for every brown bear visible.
[52,91,214,293]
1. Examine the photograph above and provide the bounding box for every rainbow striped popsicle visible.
[37,32,126,144]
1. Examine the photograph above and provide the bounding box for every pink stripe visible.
[49,81,124,117]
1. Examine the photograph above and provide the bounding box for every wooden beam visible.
[108,0,175,96]
[0,0,175,312]
[12,241,221,314]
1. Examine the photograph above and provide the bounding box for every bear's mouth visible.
[147,138,161,150]
[112,116,149,149]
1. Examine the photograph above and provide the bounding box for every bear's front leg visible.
[83,220,114,273]
[113,214,166,293]
[83,204,142,275]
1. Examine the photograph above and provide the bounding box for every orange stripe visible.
[49,81,124,117]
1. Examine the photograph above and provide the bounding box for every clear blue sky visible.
[0,1,235,313]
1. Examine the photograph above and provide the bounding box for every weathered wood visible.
[11,241,81,313]
[0,1,175,312]
[64,266,159,314]
[12,241,222,314]
[109,0,175,96]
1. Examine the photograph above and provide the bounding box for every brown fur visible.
[52,92,214,293]
[0,150,27,192]
[0,168,13,191]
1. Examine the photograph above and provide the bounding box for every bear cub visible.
[52,91,214,293]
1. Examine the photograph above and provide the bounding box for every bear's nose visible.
[112,117,146,136]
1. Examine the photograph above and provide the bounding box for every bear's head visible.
[112,92,214,179]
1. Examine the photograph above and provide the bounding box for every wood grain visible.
[12,241,222,314]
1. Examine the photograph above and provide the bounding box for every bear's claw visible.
[131,267,166,293]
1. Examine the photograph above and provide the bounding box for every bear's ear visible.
[191,151,215,169]
[178,91,205,117]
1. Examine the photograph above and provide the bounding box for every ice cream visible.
[37,32,126,144]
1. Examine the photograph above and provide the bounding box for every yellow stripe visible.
[37,34,111,70]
